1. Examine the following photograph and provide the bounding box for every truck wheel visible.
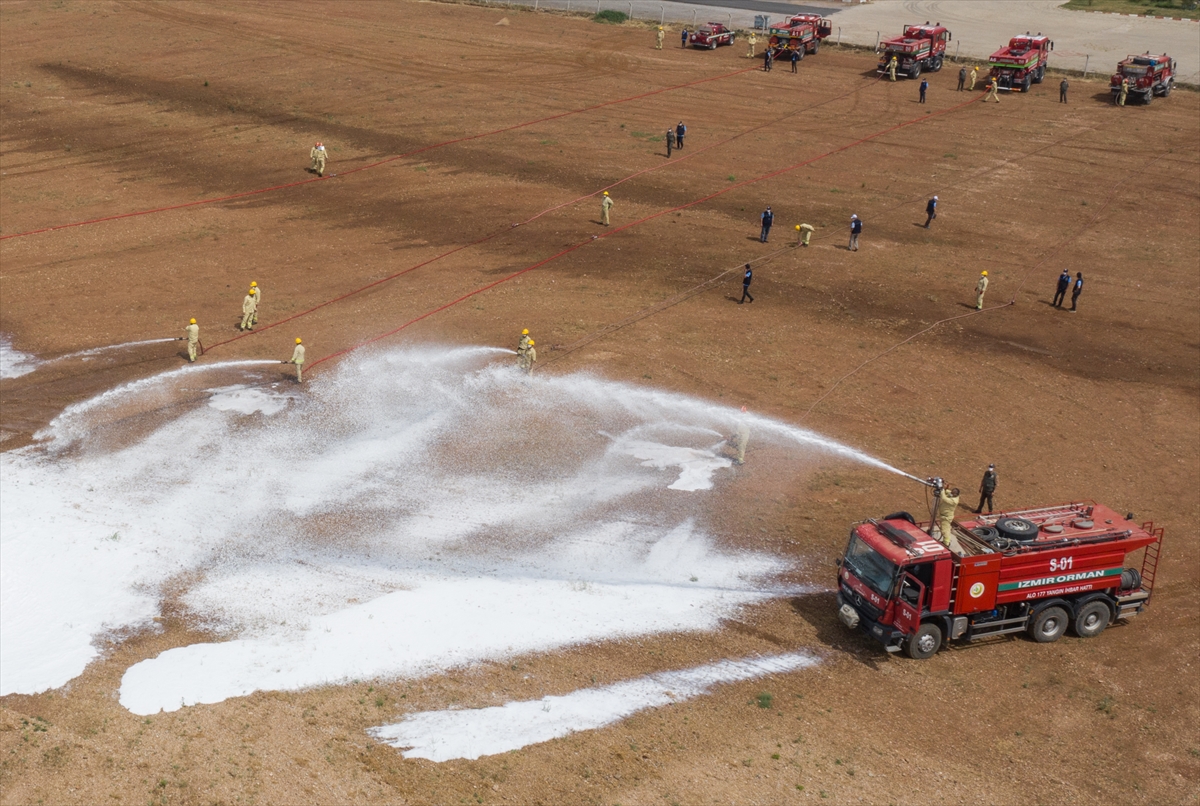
[709,41,717,50]
[1021,75,1032,93]
[995,517,1038,541]
[811,39,819,55]
[931,55,943,72]
[1143,90,1152,105]
[1073,601,1111,638]
[797,47,805,61]
[908,65,920,80]
[1029,606,1068,643]
[1163,79,1173,96]
[905,623,942,659]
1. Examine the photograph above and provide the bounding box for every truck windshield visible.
[843,534,899,598]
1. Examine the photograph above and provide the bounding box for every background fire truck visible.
[688,22,736,50]
[767,14,832,60]
[988,33,1052,93]
[836,489,1162,660]
[876,23,951,79]
[1111,53,1176,104]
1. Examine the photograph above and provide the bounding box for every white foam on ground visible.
[0,335,40,379]
[0,345,902,710]
[370,652,818,761]
[207,385,294,416]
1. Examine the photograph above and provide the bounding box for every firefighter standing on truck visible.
[932,485,961,547]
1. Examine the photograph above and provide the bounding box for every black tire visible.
[908,64,921,80]
[796,47,804,61]
[884,511,916,525]
[1119,568,1142,591]
[1029,606,1069,643]
[932,55,943,72]
[906,622,943,659]
[811,39,819,55]
[709,41,716,51]
[1021,75,1031,93]
[1143,90,1152,105]
[995,517,1038,542]
[1073,600,1111,638]
[728,35,735,47]
[1034,65,1045,84]
[971,526,1000,542]
[1163,79,1173,96]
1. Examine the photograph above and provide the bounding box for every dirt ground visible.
[2,1,1198,804]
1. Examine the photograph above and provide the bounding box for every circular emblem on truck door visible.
[969,582,986,598]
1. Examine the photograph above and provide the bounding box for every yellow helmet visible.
[250,281,257,287]
[528,339,534,346]
[189,318,196,324]
[603,191,609,196]
[522,328,529,335]
[658,26,663,30]
[795,224,801,230]
[295,337,302,344]
[249,288,257,295]
[981,271,988,276]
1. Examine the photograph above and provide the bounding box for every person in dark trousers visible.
[1052,269,1071,308]
[739,264,754,304]
[957,66,966,91]
[665,128,674,157]
[919,78,929,103]
[791,49,799,73]
[1070,272,1083,312]
[675,121,686,150]
[924,195,938,228]
[975,464,997,514]
[848,214,862,251]
[763,48,773,72]
[1060,78,1069,103]
[760,206,774,242]
[681,28,688,48]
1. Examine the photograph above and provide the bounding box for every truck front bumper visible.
[837,591,905,652]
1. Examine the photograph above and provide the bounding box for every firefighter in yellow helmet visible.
[600,190,614,226]
[984,75,1001,102]
[976,270,989,310]
[1117,78,1129,107]
[249,281,261,326]
[284,337,305,382]
[656,26,664,50]
[932,485,961,548]
[181,317,200,362]
[240,287,258,331]
[887,56,898,82]
[747,32,757,59]
[797,223,815,247]
[518,338,537,375]
[310,141,327,176]
[969,65,978,90]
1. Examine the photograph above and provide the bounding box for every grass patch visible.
[1061,0,1199,18]
[593,9,627,23]
[756,692,774,709]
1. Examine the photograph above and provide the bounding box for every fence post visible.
[534,0,538,9]
[659,5,664,25]
[874,30,880,51]
[726,12,732,28]
[627,2,632,19]
[954,41,960,62]
[691,9,696,27]
[837,26,841,46]
[1083,54,1089,77]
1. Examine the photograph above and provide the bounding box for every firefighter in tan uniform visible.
[975,271,989,310]
[887,56,898,81]
[726,406,750,465]
[517,339,536,375]
[796,223,815,247]
[747,33,757,58]
[984,76,1001,102]
[600,191,614,226]
[932,486,961,547]
[181,318,200,362]
[240,288,258,331]
[284,337,305,382]
[656,27,664,49]
[249,281,261,326]
[1117,79,1129,107]
[310,142,327,176]
[518,328,532,352]
[969,66,978,90]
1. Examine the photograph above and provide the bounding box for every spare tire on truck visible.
[995,517,1039,541]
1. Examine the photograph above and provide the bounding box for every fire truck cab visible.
[836,502,1161,659]
[1112,53,1176,104]
[767,13,833,59]
[877,22,951,79]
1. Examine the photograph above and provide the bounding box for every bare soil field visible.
[1,1,1198,804]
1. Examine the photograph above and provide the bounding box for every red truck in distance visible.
[1111,53,1176,103]
[988,33,1052,93]
[767,14,833,60]
[689,22,736,50]
[836,497,1162,659]
[876,23,951,79]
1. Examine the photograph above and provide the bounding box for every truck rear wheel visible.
[931,55,943,72]
[905,623,942,659]
[1073,601,1111,638]
[1029,606,1068,643]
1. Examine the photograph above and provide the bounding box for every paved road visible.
[518,0,1199,83]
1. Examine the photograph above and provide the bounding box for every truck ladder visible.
[1139,525,1164,593]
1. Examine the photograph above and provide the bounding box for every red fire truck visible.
[1111,53,1177,104]
[876,22,951,79]
[836,496,1162,659]
[767,13,833,60]
[988,33,1052,93]
[689,22,736,50]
